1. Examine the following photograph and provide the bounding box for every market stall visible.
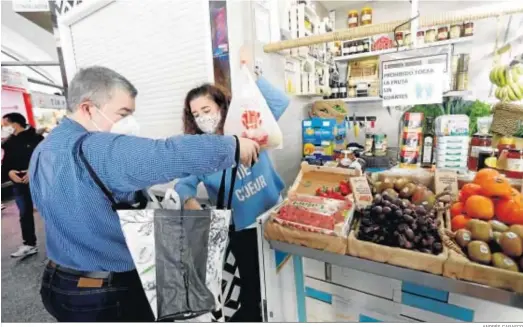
[256,0,523,322]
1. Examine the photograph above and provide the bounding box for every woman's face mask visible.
[195,112,221,134]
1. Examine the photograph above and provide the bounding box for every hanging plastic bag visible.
[224,65,283,149]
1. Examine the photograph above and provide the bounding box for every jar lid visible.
[349,10,358,14]
[472,133,492,139]
[362,6,372,11]
[499,136,516,144]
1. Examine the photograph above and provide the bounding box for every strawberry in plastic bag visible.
[224,65,283,149]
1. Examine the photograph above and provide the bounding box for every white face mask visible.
[195,112,221,134]
[2,126,15,138]
[93,108,140,136]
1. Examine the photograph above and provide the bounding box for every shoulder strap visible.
[77,133,119,210]
[216,136,240,210]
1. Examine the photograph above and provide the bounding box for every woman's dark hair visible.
[183,84,231,135]
[2,113,27,128]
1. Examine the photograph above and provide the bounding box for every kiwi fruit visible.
[394,177,410,192]
[509,225,523,240]
[467,241,492,264]
[499,231,523,257]
[382,188,399,200]
[467,219,493,242]
[455,229,472,248]
[381,177,395,192]
[492,231,502,244]
[492,253,519,272]
[399,183,417,198]
[489,220,509,233]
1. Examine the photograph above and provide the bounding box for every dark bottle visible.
[331,81,339,99]
[420,117,435,168]
[340,82,347,98]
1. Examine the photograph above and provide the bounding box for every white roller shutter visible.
[68,0,214,138]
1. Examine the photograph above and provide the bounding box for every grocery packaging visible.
[272,193,354,236]
[399,113,424,168]
[302,118,339,160]
[434,115,469,136]
[224,65,283,149]
[435,135,470,170]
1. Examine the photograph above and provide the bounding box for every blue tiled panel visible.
[401,292,474,322]
[305,287,333,304]
[359,314,382,322]
[402,282,449,302]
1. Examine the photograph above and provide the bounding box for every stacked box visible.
[434,115,470,170]
[303,118,345,162]
[399,113,423,168]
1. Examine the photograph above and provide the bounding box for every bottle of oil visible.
[420,116,434,168]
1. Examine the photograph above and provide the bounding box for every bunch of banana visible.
[492,64,523,101]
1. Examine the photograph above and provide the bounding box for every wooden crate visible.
[264,162,359,254]
[264,219,348,255]
[443,250,523,293]
[348,211,449,275]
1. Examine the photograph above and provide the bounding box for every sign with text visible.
[381,54,446,107]
[12,0,49,12]
[31,92,67,110]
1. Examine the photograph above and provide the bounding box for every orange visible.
[451,214,470,231]
[450,202,465,218]
[460,183,482,203]
[464,195,494,220]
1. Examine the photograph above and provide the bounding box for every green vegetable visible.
[464,100,491,135]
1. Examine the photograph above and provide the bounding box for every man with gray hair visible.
[29,66,260,322]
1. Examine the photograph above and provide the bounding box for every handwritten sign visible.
[381,54,446,107]
[349,176,373,209]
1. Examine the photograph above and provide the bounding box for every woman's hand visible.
[184,198,203,210]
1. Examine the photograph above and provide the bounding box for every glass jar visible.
[361,7,372,26]
[464,22,474,36]
[499,149,523,179]
[404,33,411,46]
[425,29,436,43]
[437,26,449,41]
[450,24,462,39]
[395,32,404,46]
[497,136,516,154]
[417,31,425,45]
[467,134,493,171]
[348,10,359,28]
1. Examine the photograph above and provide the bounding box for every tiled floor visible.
[1,201,54,322]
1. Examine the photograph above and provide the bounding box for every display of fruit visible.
[315,180,352,200]
[499,231,523,258]
[467,240,492,264]
[357,192,443,255]
[491,253,518,272]
[451,214,470,231]
[490,63,523,102]
[367,175,436,210]
[450,169,523,229]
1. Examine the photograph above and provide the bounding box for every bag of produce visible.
[223,65,283,149]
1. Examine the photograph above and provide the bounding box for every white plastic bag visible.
[224,65,283,149]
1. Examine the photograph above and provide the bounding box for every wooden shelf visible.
[334,37,474,62]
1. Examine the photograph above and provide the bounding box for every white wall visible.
[327,0,523,147]
[227,0,310,190]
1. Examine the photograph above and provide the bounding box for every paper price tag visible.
[349,176,373,209]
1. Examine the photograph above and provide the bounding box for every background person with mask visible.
[175,49,290,322]
[2,113,44,258]
[29,66,260,322]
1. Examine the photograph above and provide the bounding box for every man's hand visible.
[8,170,23,184]
[21,171,29,184]
[184,198,203,210]
[238,137,259,167]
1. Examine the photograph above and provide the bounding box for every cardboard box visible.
[303,118,346,160]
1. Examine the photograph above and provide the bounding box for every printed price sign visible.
[381,54,446,107]
[349,176,373,209]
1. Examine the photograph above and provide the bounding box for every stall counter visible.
[256,210,523,323]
